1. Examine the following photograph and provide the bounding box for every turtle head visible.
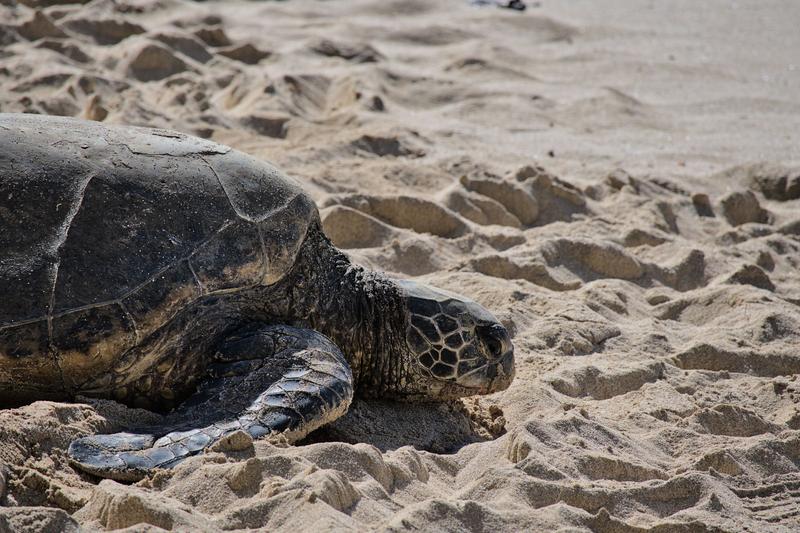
[395,279,515,399]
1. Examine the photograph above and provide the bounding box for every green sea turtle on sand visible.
[0,113,514,481]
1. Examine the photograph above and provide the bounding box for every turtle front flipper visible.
[68,325,353,481]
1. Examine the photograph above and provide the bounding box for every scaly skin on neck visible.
[261,224,413,398]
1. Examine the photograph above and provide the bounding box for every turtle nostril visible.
[501,350,514,377]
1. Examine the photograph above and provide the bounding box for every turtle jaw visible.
[455,348,515,393]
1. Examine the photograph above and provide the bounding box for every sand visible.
[1,0,800,531]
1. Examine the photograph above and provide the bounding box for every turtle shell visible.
[0,113,318,402]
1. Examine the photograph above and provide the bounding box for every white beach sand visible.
[1,0,800,530]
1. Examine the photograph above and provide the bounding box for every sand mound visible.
[1,0,800,531]
[60,16,145,45]
[122,39,191,82]
[310,39,384,64]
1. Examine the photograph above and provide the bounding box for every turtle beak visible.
[480,322,515,392]
[491,349,515,392]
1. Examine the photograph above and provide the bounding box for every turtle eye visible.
[486,337,502,358]
[477,324,507,359]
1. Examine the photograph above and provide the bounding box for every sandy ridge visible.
[1,0,800,531]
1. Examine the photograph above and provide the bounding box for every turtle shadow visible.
[299,398,503,454]
[78,396,503,457]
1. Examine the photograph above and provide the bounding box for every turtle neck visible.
[260,223,411,398]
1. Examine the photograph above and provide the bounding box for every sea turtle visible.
[0,113,514,481]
